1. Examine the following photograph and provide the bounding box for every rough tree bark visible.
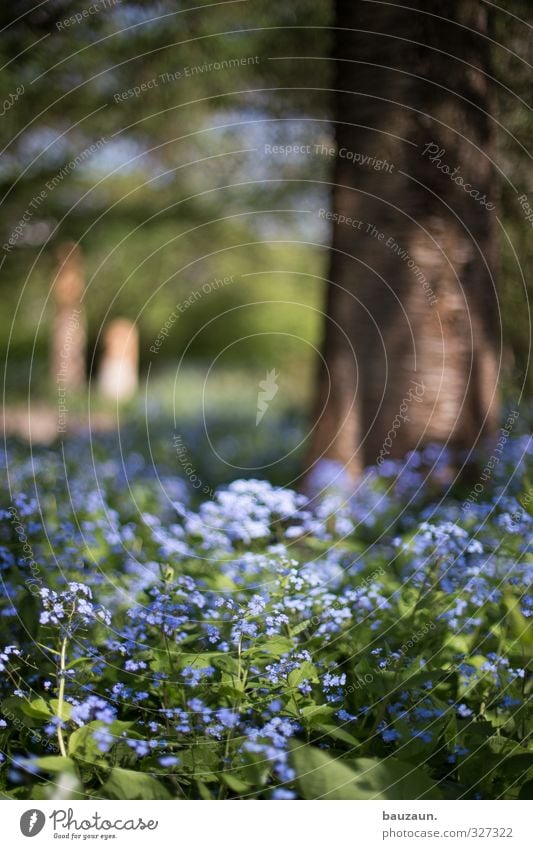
[306,0,500,480]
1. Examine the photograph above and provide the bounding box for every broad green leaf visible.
[179,747,220,781]
[218,683,245,698]
[221,772,252,794]
[288,661,319,689]
[499,752,533,778]
[240,756,271,787]
[300,704,335,724]
[21,698,52,720]
[100,768,171,800]
[519,485,533,517]
[196,781,213,800]
[50,699,72,721]
[18,592,40,636]
[213,655,241,675]
[68,720,131,763]
[519,779,533,800]
[176,652,226,669]
[33,756,75,774]
[503,593,533,649]
[292,745,364,799]
[68,722,106,764]
[486,736,524,757]
[292,745,441,799]
[318,724,360,747]
[251,636,293,656]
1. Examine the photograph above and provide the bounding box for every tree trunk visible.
[52,242,86,395]
[306,0,500,481]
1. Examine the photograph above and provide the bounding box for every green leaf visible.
[66,656,94,670]
[18,592,40,636]
[195,781,213,800]
[100,768,171,800]
[213,655,241,675]
[486,736,523,757]
[68,722,105,764]
[36,643,61,656]
[292,745,363,799]
[318,724,360,747]
[288,661,319,689]
[250,636,293,656]
[68,720,131,764]
[21,698,52,720]
[33,756,75,774]
[499,752,533,779]
[291,619,314,636]
[221,772,252,794]
[240,756,271,787]
[300,704,335,725]
[50,699,72,721]
[519,779,533,800]
[180,747,220,781]
[176,652,226,669]
[218,684,245,699]
[519,485,533,517]
[292,746,441,800]
[503,593,533,649]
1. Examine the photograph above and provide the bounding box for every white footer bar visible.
[3,800,530,848]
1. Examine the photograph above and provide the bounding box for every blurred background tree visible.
[0,1,530,460]
[307,0,522,476]
[0,0,332,398]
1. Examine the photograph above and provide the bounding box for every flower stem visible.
[56,636,68,758]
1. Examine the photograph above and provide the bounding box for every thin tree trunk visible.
[306,0,500,480]
[52,242,86,394]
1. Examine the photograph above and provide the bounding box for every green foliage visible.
[292,747,441,800]
[100,769,171,800]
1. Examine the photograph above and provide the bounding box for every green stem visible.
[56,636,68,758]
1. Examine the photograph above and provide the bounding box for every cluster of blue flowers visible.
[0,419,531,799]
[39,584,112,631]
